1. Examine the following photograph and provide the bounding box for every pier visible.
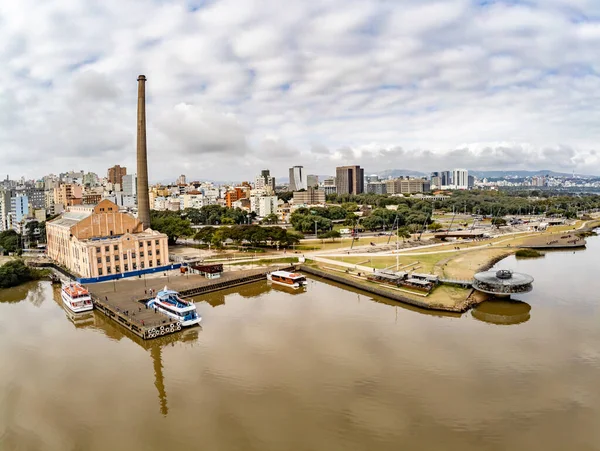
[87,266,290,340]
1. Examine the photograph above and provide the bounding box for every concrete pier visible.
[87,267,289,339]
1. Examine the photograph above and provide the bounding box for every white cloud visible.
[1,0,600,181]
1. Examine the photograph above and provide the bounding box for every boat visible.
[61,282,94,313]
[146,287,201,327]
[266,270,307,289]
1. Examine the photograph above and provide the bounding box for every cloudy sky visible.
[2,0,600,182]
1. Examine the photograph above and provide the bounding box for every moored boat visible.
[146,287,201,327]
[267,270,307,289]
[61,282,94,313]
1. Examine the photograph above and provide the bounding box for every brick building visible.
[46,199,169,279]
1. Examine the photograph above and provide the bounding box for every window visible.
[124,264,129,271]
[97,257,101,264]
[141,262,145,269]
[147,241,151,246]
[107,266,112,274]
[156,249,160,255]
[115,255,120,261]
[113,245,118,251]
[140,252,144,257]
[139,242,143,248]
[148,250,152,256]
[108,207,113,211]
[96,247,101,253]
[100,208,105,212]
[132,252,136,258]
[105,256,110,262]
[155,240,159,245]
[105,246,109,252]
[98,268,103,276]
[157,260,161,266]
[115,265,120,272]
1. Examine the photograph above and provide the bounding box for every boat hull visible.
[149,301,201,327]
[61,291,94,313]
[267,277,306,289]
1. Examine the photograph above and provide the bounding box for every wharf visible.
[88,266,289,340]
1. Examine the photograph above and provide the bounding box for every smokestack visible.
[136,75,151,230]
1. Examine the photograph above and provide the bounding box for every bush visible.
[0,259,46,288]
[515,249,543,258]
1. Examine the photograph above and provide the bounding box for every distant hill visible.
[469,169,583,178]
[372,169,428,178]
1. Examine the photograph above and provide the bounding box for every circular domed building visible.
[472,269,533,297]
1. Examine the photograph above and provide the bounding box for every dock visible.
[88,266,291,340]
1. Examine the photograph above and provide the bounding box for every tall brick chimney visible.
[136,75,151,230]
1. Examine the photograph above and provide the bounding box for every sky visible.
[2,0,600,182]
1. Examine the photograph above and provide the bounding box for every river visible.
[1,234,599,450]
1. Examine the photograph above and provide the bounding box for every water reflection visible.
[49,285,200,416]
[471,300,532,325]
[0,281,48,305]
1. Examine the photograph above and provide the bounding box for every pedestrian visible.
[139,307,141,312]
[154,307,157,314]
[145,289,147,295]
[141,320,145,326]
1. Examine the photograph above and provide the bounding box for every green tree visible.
[318,230,341,242]
[264,213,278,224]
[428,222,443,232]
[397,226,411,242]
[0,230,20,254]
[0,259,44,288]
[150,213,194,245]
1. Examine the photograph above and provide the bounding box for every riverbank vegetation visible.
[0,259,48,289]
[515,249,543,258]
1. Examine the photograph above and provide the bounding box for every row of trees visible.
[182,205,254,225]
[194,225,302,248]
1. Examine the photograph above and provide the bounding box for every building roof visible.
[48,211,92,229]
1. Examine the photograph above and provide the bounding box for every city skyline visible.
[2,1,600,179]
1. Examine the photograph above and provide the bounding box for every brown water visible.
[1,235,600,450]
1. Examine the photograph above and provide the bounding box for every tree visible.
[397,226,411,242]
[0,259,44,288]
[25,221,40,247]
[0,230,19,254]
[428,222,443,232]
[150,214,194,245]
[491,217,507,228]
[264,213,278,224]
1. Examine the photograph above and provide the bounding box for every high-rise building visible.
[289,166,307,191]
[255,170,276,192]
[292,187,326,205]
[0,190,11,232]
[400,178,431,194]
[107,165,127,186]
[335,165,364,195]
[177,174,186,185]
[123,174,137,197]
[441,171,452,187]
[306,174,319,188]
[366,182,387,195]
[452,169,469,190]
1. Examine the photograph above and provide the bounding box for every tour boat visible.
[267,270,307,289]
[146,287,201,327]
[61,282,94,313]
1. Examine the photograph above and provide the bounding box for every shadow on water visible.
[49,285,200,417]
[471,300,532,326]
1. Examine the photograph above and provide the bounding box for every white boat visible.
[146,287,201,327]
[61,282,94,313]
[267,270,307,289]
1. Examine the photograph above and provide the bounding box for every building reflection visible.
[51,286,200,416]
[471,300,532,325]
